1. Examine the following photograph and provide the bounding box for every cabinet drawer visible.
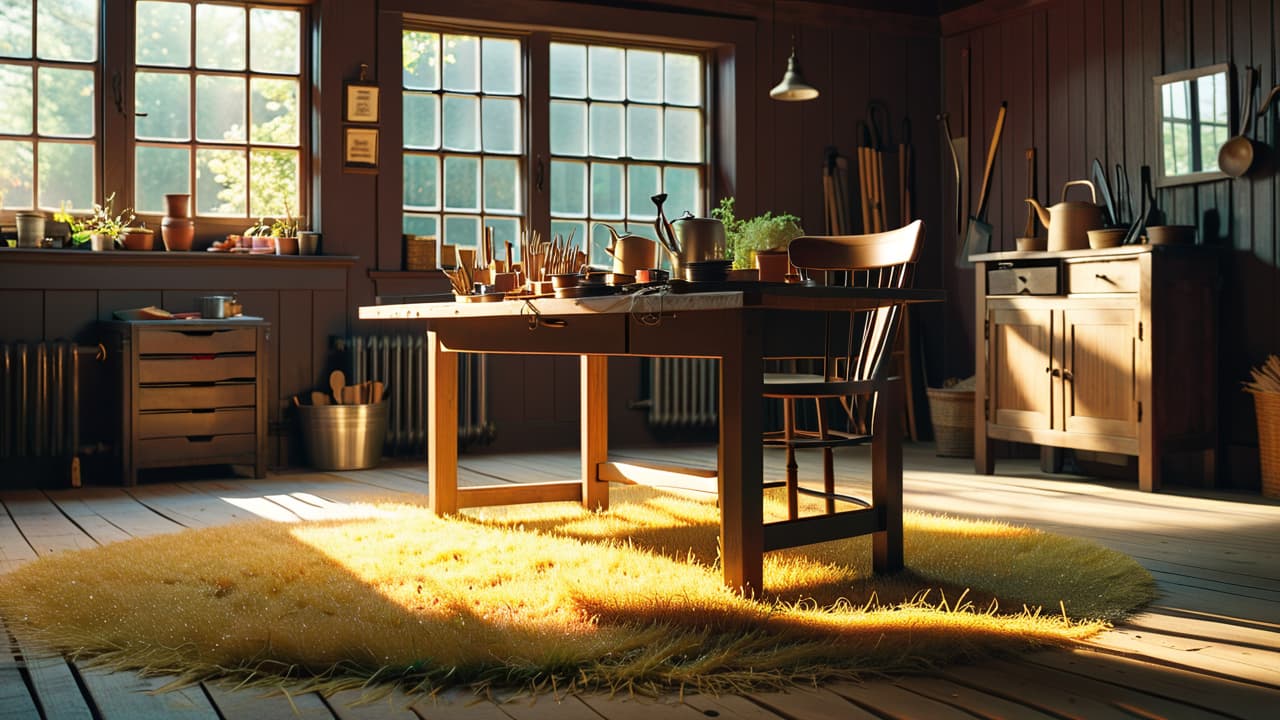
[138,327,257,355]
[1067,259,1140,293]
[987,266,1059,295]
[136,433,256,465]
[137,408,255,439]
[138,383,256,411]
[434,313,626,354]
[139,356,256,384]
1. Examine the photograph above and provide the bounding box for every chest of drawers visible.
[102,318,269,485]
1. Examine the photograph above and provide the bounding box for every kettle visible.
[671,212,726,263]
[602,225,657,275]
[1025,180,1104,252]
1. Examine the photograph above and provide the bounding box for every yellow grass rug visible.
[0,486,1154,696]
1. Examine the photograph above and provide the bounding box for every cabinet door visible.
[988,305,1054,431]
[1061,306,1137,437]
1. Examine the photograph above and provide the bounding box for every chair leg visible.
[784,398,798,520]
[816,399,835,514]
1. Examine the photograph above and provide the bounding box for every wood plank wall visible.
[942,0,1276,486]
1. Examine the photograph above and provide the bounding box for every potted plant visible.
[271,208,301,255]
[69,193,134,251]
[712,197,804,281]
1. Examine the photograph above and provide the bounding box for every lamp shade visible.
[769,49,819,101]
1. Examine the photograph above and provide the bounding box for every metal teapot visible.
[671,211,726,263]
[602,225,656,275]
[1025,180,1104,252]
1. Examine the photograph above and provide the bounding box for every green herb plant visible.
[711,197,804,269]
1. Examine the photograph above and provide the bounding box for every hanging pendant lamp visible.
[770,35,819,102]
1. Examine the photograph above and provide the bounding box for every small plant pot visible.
[89,233,115,251]
[755,249,790,283]
[121,228,155,251]
[275,236,299,255]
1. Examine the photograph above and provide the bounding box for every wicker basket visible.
[926,387,975,458]
[1254,391,1280,498]
[405,234,437,271]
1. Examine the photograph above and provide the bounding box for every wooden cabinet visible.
[974,246,1218,491]
[102,318,269,485]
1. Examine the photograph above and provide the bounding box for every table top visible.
[360,284,944,321]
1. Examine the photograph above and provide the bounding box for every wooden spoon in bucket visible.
[330,369,345,405]
[1220,66,1260,178]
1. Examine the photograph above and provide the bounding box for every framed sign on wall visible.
[344,127,379,172]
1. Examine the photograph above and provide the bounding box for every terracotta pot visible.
[121,228,155,251]
[164,193,191,218]
[161,217,194,251]
[754,249,790,283]
[275,236,299,255]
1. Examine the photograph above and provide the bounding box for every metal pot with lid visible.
[671,211,726,263]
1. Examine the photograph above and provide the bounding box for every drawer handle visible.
[1062,369,1073,381]
[187,435,214,443]
[1095,273,1113,282]
[1017,275,1028,283]
[1046,367,1060,377]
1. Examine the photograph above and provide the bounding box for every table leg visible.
[719,318,764,596]
[581,355,609,511]
[428,331,458,515]
[871,378,904,573]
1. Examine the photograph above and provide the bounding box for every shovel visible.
[958,101,1007,268]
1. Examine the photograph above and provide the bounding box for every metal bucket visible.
[297,400,388,470]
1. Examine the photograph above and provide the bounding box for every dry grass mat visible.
[0,486,1154,696]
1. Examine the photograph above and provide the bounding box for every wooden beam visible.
[762,506,882,551]
[598,460,719,493]
[581,355,610,511]
[457,481,583,508]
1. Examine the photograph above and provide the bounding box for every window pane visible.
[196,147,246,215]
[588,46,623,101]
[135,145,190,214]
[249,148,297,218]
[402,31,439,91]
[550,160,586,216]
[0,64,32,134]
[664,166,700,217]
[550,220,585,248]
[403,93,439,149]
[590,162,623,219]
[483,157,518,212]
[627,105,662,160]
[37,67,93,137]
[135,72,190,141]
[403,213,438,238]
[665,107,701,162]
[443,156,479,211]
[36,141,92,210]
[135,1,189,67]
[0,140,34,208]
[0,0,32,58]
[442,34,478,92]
[589,222,613,266]
[403,154,439,210]
[664,53,700,106]
[627,165,659,220]
[550,101,585,156]
[481,96,519,153]
[250,8,299,74]
[444,215,479,248]
[481,37,519,94]
[589,103,623,158]
[39,0,96,63]
[441,95,478,151]
[485,218,518,255]
[627,50,661,103]
[196,3,245,71]
[196,75,246,142]
[549,43,585,98]
[250,77,298,145]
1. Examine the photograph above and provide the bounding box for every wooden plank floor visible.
[2,443,1278,719]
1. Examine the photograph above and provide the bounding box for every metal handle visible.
[1061,179,1098,204]
[1046,367,1060,377]
[1062,369,1073,381]
[1017,275,1027,282]
[1095,273,1110,281]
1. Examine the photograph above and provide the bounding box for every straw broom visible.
[1244,355,1280,394]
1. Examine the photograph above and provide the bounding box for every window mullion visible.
[102,0,132,208]
[527,31,550,244]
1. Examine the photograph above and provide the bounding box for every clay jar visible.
[161,193,194,251]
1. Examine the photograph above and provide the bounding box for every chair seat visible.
[763,372,882,398]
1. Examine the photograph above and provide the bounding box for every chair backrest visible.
[786,219,924,383]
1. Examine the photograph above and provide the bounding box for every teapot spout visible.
[1025,197,1050,229]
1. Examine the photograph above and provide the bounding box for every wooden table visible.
[360,285,942,595]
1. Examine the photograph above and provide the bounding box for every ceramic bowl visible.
[1086,228,1127,249]
[1015,236,1048,252]
[1145,225,1196,245]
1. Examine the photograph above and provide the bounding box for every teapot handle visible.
[1061,179,1098,205]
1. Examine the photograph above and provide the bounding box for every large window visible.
[0,0,306,224]
[0,0,99,212]
[133,1,304,219]
[401,26,708,268]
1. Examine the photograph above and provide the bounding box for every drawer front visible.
[139,356,256,384]
[137,408,255,439]
[987,266,1059,295]
[138,327,257,355]
[139,383,256,411]
[434,314,627,354]
[136,433,256,465]
[1067,259,1140,293]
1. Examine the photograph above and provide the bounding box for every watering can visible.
[603,225,657,275]
[1025,179,1104,252]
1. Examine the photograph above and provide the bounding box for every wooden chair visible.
[763,219,923,519]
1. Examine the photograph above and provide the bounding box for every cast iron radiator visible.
[647,358,719,430]
[0,341,99,485]
[342,334,495,454]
